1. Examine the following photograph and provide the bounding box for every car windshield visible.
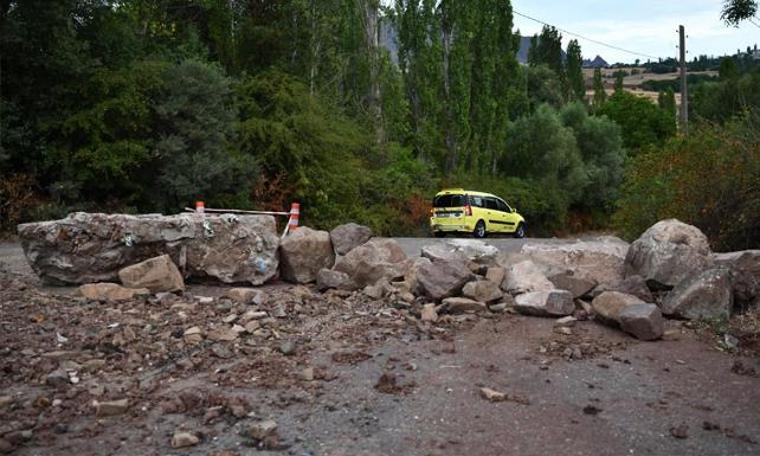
[433,194,465,208]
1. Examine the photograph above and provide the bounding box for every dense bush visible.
[598,91,676,151]
[614,112,760,251]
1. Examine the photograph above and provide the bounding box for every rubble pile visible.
[3,214,760,453]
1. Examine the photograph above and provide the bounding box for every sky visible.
[511,0,759,63]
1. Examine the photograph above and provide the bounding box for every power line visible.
[513,9,663,60]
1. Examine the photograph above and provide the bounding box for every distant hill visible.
[583,55,609,68]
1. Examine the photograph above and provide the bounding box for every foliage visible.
[565,39,585,102]
[692,68,760,123]
[591,68,607,110]
[614,112,760,251]
[598,91,676,152]
[721,0,758,26]
[657,88,677,119]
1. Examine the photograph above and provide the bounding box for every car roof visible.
[435,189,501,199]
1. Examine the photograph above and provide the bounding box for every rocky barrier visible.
[17,214,760,342]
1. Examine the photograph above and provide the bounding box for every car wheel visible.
[473,220,487,238]
[434,232,446,238]
[513,223,525,239]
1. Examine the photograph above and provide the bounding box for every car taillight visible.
[464,205,472,216]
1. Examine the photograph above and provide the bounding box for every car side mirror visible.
[512,207,517,213]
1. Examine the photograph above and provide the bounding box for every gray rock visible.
[521,236,629,288]
[18,212,279,285]
[592,291,647,326]
[364,281,392,300]
[462,280,503,303]
[316,268,358,291]
[416,260,474,301]
[171,431,200,448]
[94,398,129,417]
[614,275,654,302]
[549,272,597,299]
[662,268,733,320]
[502,260,555,295]
[713,250,760,305]
[79,283,149,301]
[333,238,409,288]
[248,419,278,441]
[444,239,499,265]
[118,254,184,293]
[441,297,487,314]
[46,369,69,387]
[279,227,335,284]
[330,223,373,255]
[619,303,664,340]
[279,340,297,356]
[514,290,574,317]
[624,219,712,290]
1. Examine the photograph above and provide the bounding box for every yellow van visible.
[429,189,526,238]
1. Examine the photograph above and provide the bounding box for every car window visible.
[470,196,485,208]
[433,194,465,208]
[497,199,511,212]
[485,198,498,210]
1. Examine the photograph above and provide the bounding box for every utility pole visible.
[679,25,688,135]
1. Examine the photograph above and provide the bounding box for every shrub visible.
[614,112,760,251]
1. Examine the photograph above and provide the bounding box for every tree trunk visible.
[361,0,384,145]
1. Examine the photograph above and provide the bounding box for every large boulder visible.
[333,238,409,288]
[329,223,372,256]
[662,268,733,320]
[513,290,574,317]
[444,239,499,265]
[416,260,474,301]
[118,254,184,293]
[502,260,555,295]
[619,304,664,341]
[713,250,760,306]
[316,268,358,292]
[624,219,712,290]
[591,291,647,326]
[548,272,597,299]
[520,236,629,288]
[18,212,279,285]
[462,280,503,303]
[279,227,335,284]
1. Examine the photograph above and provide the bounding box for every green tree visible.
[657,87,677,120]
[614,72,624,93]
[566,39,585,101]
[719,57,739,79]
[599,91,677,151]
[591,68,607,110]
[153,60,254,211]
[721,0,758,26]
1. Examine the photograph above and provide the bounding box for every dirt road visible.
[1,241,759,455]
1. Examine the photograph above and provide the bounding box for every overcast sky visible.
[511,0,759,63]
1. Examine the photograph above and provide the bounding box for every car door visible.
[484,197,504,232]
[497,198,518,233]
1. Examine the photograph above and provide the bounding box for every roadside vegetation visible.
[1,0,758,247]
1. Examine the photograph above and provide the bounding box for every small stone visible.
[242,310,268,321]
[670,424,689,439]
[485,267,506,285]
[46,369,69,387]
[248,419,278,441]
[300,367,315,381]
[207,328,238,342]
[480,387,506,402]
[279,340,296,356]
[488,302,508,313]
[79,283,149,302]
[223,314,238,324]
[226,288,265,305]
[196,296,214,304]
[94,398,129,417]
[171,431,200,448]
[441,297,487,314]
[554,316,577,328]
[420,303,438,322]
[0,396,12,409]
[556,327,573,335]
[244,320,261,333]
[271,304,287,318]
